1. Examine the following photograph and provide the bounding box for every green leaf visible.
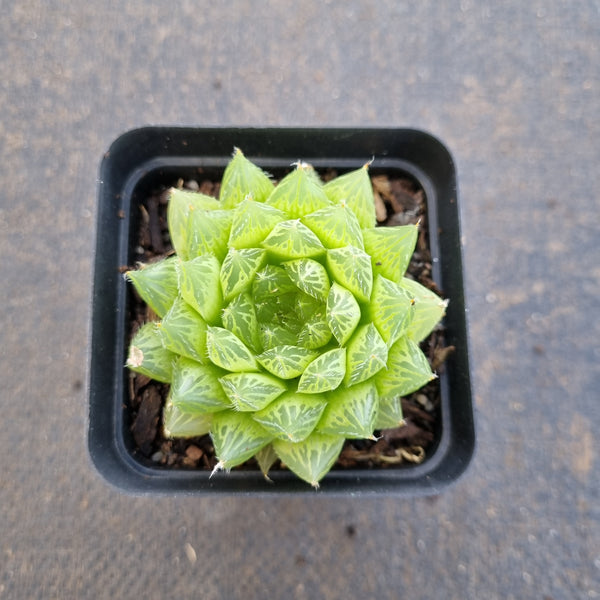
[210,410,273,469]
[206,326,259,372]
[220,247,267,302]
[362,225,418,283]
[375,337,435,399]
[126,256,179,318]
[255,443,278,479]
[294,291,322,321]
[344,323,388,386]
[158,296,207,363]
[171,357,230,413]
[297,309,332,349]
[298,348,346,393]
[323,164,376,229]
[218,372,287,411]
[254,291,298,324]
[177,255,223,324]
[168,187,221,212]
[273,433,345,488]
[265,162,331,218]
[326,245,373,303]
[318,381,379,439]
[219,147,274,209]
[400,277,448,343]
[167,188,221,261]
[228,197,287,249]
[252,265,297,301]
[259,322,298,350]
[326,283,361,346]
[187,208,233,262]
[261,219,326,261]
[221,291,261,353]
[301,203,364,249]
[374,395,404,429]
[283,258,330,302]
[257,345,319,379]
[253,391,327,442]
[163,395,212,438]
[368,275,415,346]
[126,322,177,383]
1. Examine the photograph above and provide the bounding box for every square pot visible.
[88,127,475,495]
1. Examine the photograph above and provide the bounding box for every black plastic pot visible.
[89,127,474,495]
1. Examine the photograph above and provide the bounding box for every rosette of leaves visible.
[126,148,448,488]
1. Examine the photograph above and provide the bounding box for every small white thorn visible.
[311,481,320,490]
[291,160,312,170]
[210,460,225,479]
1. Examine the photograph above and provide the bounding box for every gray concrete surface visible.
[1,1,598,598]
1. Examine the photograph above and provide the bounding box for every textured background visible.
[1,1,598,598]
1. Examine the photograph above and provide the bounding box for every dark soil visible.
[123,170,452,472]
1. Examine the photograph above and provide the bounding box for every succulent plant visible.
[125,148,448,487]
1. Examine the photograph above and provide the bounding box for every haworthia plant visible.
[126,148,447,487]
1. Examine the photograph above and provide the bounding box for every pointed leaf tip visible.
[266,165,331,218]
[363,226,418,283]
[318,381,378,439]
[323,166,376,229]
[273,433,344,486]
[375,337,434,398]
[211,411,273,469]
[220,149,274,208]
[126,257,179,318]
